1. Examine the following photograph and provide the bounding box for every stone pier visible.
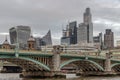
[105,52,112,73]
[52,45,62,71]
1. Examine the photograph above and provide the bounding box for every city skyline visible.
[0,0,120,45]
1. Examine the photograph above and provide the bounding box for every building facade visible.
[77,7,93,44]
[77,23,88,44]
[34,37,42,50]
[9,26,31,49]
[27,35,36,50]
[42,30,52,46]
[104,29,114,49]
[2,37,10,49]
[61,21,77,45]
[61,37,71,45]
[116,40,120,48]
[69,21,77,44]
[93,33,103,50]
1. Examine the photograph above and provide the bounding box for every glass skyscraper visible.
[9,26,31,49]
[77,7,93,44]
[61,21,77,45]
[42,30,52,45]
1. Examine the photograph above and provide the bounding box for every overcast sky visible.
[0,0,120,45]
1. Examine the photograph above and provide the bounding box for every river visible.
[0,73,120,80]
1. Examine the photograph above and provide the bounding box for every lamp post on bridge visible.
[15,30,19,57]
[15,43,19,57]
[84,52,88,60]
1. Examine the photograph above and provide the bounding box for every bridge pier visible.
[104,52,112,73]
[50,45,66,77]
[52,45,62,71]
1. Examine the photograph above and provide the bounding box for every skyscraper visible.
[104,29,114,49]
[69,21,77,44]
[61,21,77,45]
[42,30,52,45]
[77,23,88,43]
[77,7,93,44]
[9,26,31,49]
[34,30,52,49]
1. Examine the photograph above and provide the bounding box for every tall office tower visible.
[61,21,77,45]
[77,23,88,44]
[77,7,93,44]
[9,26,31,49]
[104,29,114,49]
[84,8,92,24]
[42,30,52,45]
[69,21,77,44]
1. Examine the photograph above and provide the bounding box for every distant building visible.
[27,35,36,50]
[61,37,71,45]
[34,37,42,50]
[69,21,77,44]
[9,26,31,49]
[34,30,52,48]
[61,21,77,45]
[77,7,93,44]
[93,33,103,50]
[104,29,114,49]
[2,37,10,49]
[77,23,88,44]
[42,30,52,46]
[116,40,120,48]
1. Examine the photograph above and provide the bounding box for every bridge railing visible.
[0,49,15,53]
[0,49,53,54]
[1,48,119,59]
[61,50,106,58]
[111,53,120,59]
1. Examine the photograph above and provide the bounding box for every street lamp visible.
[15,30,19,57]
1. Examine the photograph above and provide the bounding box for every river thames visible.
[1,73,120,80]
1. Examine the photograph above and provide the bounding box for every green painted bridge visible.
[0,46,120,77]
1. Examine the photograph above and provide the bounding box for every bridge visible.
[0,46,120,77]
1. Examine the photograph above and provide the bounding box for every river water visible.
[0,73,120,80]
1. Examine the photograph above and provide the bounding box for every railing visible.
[0,49,53,54]
[1,48,120,60]
[0,49,15,53]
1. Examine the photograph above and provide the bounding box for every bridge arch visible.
[60,59,104,71]
[0,56,50,71]
[111,63,120,68]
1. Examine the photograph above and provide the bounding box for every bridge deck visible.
[0,49,120,62]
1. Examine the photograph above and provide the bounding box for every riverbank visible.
[0,73,120,80]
